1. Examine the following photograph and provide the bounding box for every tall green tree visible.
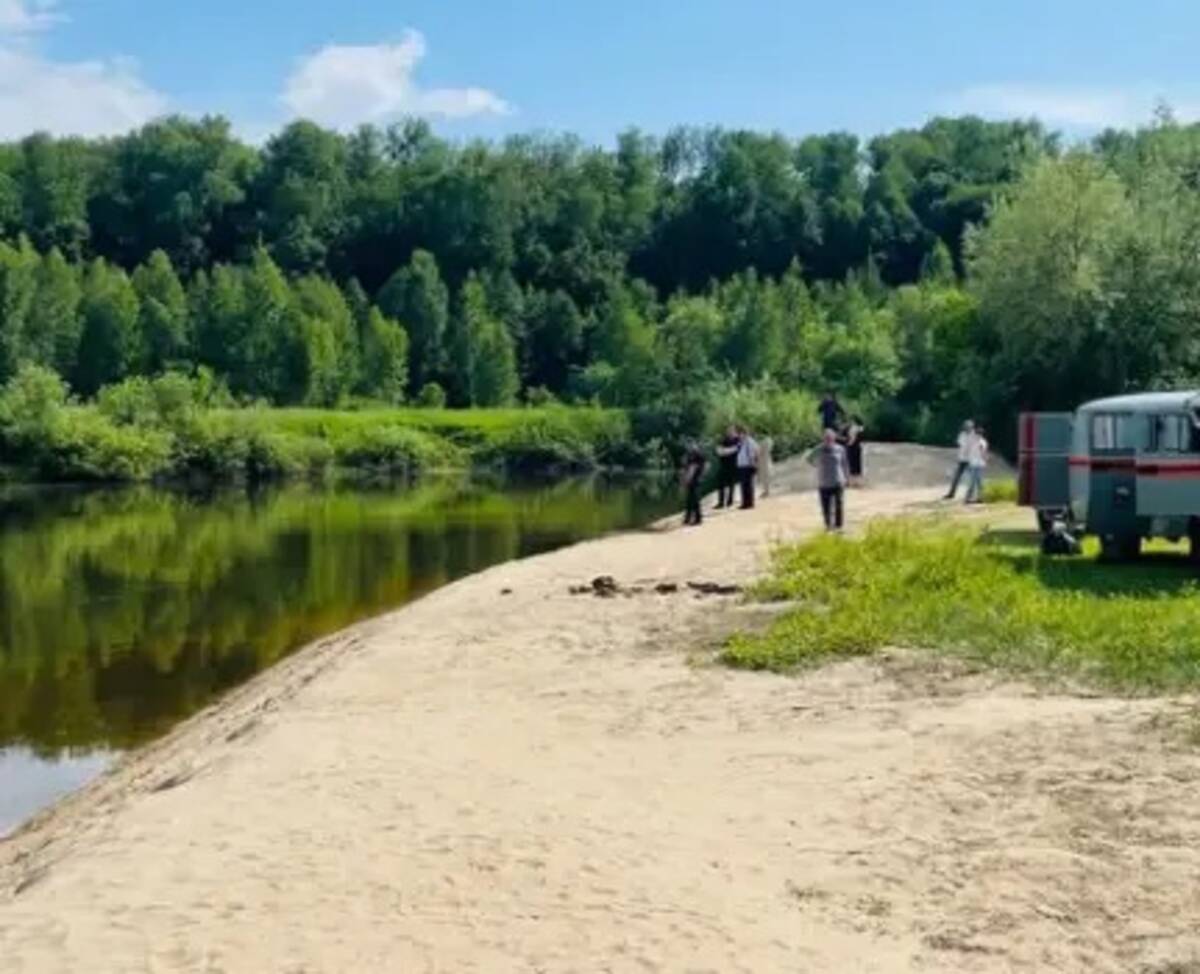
[377,250,448,393]
[293,274,358,405]
[239,246,301,401]
[28,248,82,378]
[454,274,519,406]
[88,116,255,271]
[967,154,1131,410]
[359,308,409,403]
[0,237,38,382]
[132,250,189,373]
[522,288,584,391]
[190,265,246,382]
[75,260,140,396]
[717,269,784,382]
[588,279,658,405]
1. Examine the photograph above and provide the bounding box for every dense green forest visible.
[2,111,1200,475]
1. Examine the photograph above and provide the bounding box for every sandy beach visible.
[3,449,1200,973]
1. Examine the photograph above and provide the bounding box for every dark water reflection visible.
[0,476,673,834]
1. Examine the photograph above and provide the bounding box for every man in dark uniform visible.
[681,441,707,526]
[715,426,740,509]
[818,392,844,433]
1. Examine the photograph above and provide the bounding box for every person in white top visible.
[759,435,774,498]
[735,426,760,509]
[964,427,989,505]
[945,420,976,500]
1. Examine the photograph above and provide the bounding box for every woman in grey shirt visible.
[807,429,850,531]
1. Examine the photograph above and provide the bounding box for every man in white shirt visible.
[964,427,989,504]
[736,426,760,510]
[945,420,976,500]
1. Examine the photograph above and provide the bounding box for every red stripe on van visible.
[1137,463,1200,477]
[1069,457,1136,471]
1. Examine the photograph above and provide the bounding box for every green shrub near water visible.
[703,380,823,457]
[726,518,1200,691]
[0,366,637,482]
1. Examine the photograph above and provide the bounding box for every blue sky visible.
[2,0,1199,143]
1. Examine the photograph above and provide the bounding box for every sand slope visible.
[2,457,1199,973]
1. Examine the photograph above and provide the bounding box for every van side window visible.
[1091,414,1117,450]
[1153,414,1188,453]
[1116,415,1142,450]
[1091,413,1142,451]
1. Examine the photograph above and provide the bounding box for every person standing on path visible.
[715,427,740,509]
[759,435,775,498]
[818,392,844,435]
[845,416,865,488]
[736,426,760,510]
[964,426,990,505]
[945,421,976,499]
[807,429,850,531]
[680,441,707,527]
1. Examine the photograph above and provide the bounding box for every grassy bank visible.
[0,368,643,484]
[725,517,1200,692]
[0,366,840,485]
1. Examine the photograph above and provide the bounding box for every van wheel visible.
[1100,535,1140,562]
[1189,523,1200,564]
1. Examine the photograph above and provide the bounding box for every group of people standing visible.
[681,425,771,527]
[679,400,993,534]
[680,392,867,531]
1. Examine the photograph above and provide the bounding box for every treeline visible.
[0,241,419,406]
[0,114,1046,416]
[2,112,1200,449]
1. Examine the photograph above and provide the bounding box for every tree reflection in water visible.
[0,477,671,758]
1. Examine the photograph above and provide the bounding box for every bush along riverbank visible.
[0,366,837,485]
[0,366,650,483]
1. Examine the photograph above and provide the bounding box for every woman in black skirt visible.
[845,416,865,487]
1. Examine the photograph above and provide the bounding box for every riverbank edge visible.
[0,449,981,860]
[0,508,685,881]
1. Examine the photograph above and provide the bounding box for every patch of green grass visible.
[724,518,1200,691]
[241,406,640,471]
[981,477,1018,504]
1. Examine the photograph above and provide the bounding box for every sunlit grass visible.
[981,477,1018,504]
[724,517,1200,691]
[236,406,640,470]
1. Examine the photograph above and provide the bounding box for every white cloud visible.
[283,29,510,129]
[0,0,62,34]
[946,83,1200,131]
[0,47,166,139]
[0,1,167,138]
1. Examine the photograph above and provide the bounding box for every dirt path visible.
[2,459,1199,973]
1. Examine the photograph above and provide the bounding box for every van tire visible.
[1100,535,1140,562]
[1189,522,1200,564]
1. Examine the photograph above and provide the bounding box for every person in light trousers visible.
[964,426,989,504]
[945,420,976,499]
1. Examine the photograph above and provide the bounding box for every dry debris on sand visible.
[1,448,1198,973]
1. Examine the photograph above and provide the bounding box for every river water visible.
[0,477,674,835]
